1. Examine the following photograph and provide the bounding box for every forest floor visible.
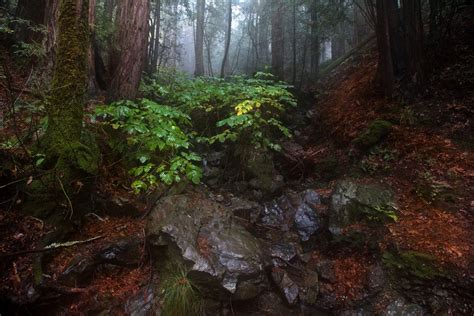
[1,13,473,314]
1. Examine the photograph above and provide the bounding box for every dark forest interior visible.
[0,0,473,315]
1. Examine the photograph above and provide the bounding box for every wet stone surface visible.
[146,192,269,301]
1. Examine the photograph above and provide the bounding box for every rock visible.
[271,268,299,306]
[246,149,285,195]
[227,197,261,222]
[257,291,296,315]
[262,190,322,242]
[58,257,96,287]
[124,286,158,316]
[59,237,143,287]
[302,189,321,205]
[329,180,397,235]
[96,237,142,267]
[317,260,336,283]
[299,269,319,306]
[98,195,140,217]
[146,193,269,301]
[368,264,386,292]
[270,243,297,262]
[339,307,373,316]
[354,120,393,148]
[384,298,424,316]
[294,203,320,242]
[262,196,290,228]
[294,190,322,241]
[249,174,285,196]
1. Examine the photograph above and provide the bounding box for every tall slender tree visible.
[375,0,394,96]
[402,0,424,85]
[310,0,320,81]
[271,0,285,80]
[194,0,205,76]
[220,0,232,77]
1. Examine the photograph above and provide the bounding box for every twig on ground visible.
[0,235,104,259]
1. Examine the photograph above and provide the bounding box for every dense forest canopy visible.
[0,0,472,315]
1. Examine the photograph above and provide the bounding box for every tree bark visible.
[150,0,161,73]
[271,0,285,80]
[402,0,424,85]
[375,0,394,97]
[310,0,320,81]
[257,0,269,68]
[220,0,232,78]
[291,0,297,84]
[43,0,94,178]
[194,0,205,76]
[108,0,150,100]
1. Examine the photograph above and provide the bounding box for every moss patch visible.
[383,251,444,280]
[354,120,393,148]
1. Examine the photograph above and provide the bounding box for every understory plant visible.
[160,265,203,316]
[142,72,296,160]
[94,99,202,192]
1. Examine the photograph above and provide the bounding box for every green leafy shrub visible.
[142,72,296,156]
[94,99,202,192]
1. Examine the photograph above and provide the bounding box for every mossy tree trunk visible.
[42,0,98,185]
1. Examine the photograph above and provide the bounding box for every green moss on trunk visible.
[41,0,98,182]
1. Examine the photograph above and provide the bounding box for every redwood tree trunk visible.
[194,0,205,76]
[402,0,424,85]
[257,0,269,68]
[271,0,285,80]
[108,0,150,100]
[375,0,394,97]
[310,0,320,81]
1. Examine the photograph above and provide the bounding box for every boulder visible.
[146,193,269,301]
[262,190,322,241]
[329,180,397,235]
[271,268,300,306]
[354,120,393,149]
[384,298,424,316]
[96,237,142,267]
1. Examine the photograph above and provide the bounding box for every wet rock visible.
[146,193,269,301]
[96,237,142,267]
[205,151,225,167]
[294,190,322,241]
[271,268,299,306]
[249,174,285,196]
[97,195,140,217]
[294,203,320,242]
[368,264,386,292]
[262,196,291,228]
[262,190,322,242]
[257,291,296,315]
[329,180,397,235]
[316,260,336,283]
[339,307,373,316]
[384,297,424,316]
[58,257,96,287]
[124,286,158,316]
[354,120,393,149]
[270,242,297,262]
[227,197,261,222]
[299,269,319,306]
